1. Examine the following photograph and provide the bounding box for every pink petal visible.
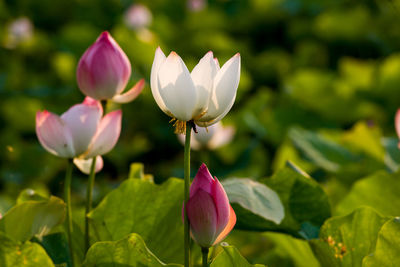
[61,97,102,156]
[213,205,236,245]
[73,156,104,175]
[77,31,131,100]
[190,163,214,197]
[395,109,400,138]
[84,110,122,158]
[36,111,75,158]
[211,176,231,234]
[187,189,218,248]
[112,79,145,104]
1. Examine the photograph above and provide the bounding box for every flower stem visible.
[184,122,192,267]
[64,159,75,267]
[202,247,209,267]
[85,156,97,252]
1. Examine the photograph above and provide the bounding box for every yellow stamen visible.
[171,119,187,134]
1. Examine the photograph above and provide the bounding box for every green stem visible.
[202,247,209,267]
[64,159,75,267]
[85,156,97,252]
[184,122,192,267]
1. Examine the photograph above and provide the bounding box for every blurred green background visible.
[1,0,400,265]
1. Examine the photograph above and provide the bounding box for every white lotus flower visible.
[150,47,240,133]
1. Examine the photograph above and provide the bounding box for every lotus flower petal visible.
[60,97,102,155]
[73,155,104,174]
[113,79,145,104]
[157,52,197,121]
[36,111,75,158]
[187,189,218,248]
[85,110,122,158]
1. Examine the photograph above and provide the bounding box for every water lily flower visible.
[178,122,235,150]
[77,31,145,103]
[185,163,236,248]
[124,4,152,30]
[36,97,122,174]
[151,48,240,133]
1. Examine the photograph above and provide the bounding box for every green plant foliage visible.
[222,178,284,225]
[35,232,71,267]
[363,218,400,266]
[261,232,320,267]
[336,171,400,216]
[210,245,265,267]
[83,233,181,267]
[0,196,65,242]
[0,232,54,267]
[252,165,331,238]
[309,207,389,267]
[88,177,184,264]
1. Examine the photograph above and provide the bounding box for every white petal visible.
[157,52,197,121]
[190,51,218,118]
[150,47,171,116]
[198,53,240,124]
[85,110,122,158]
[61,97,102,156]
[112,79,145,104]
[36,111,75,158]
[73,156,104,175]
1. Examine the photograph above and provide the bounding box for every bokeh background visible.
[1,0,400,265]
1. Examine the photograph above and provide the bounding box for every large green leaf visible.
[0,232,54,267]
[253,164,331,238]
[83,233,181,267]
[222,178,284,227]
[289,127,357,172]
[362,218,400,266]
[309,207,388,267]
[262,232,320,267]
[210,245,264,267]
[35,232,72,267]
[88,177,184,263]
[336,171,400,216]
[0,196,65,242]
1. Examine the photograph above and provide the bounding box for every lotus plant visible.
[36,96,122,262]
[150,48,240,267]
[186,164,236,266]
[77,31,145,103]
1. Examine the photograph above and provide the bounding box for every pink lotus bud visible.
[36,97,122,173]
[77,32,145,102]
[186,163,236,248]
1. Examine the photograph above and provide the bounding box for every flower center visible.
[170,118,187,134]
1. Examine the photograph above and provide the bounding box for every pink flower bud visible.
[77,32,145,102]
[185,164,236,248]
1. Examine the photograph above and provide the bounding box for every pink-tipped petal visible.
[36,111,75,158]
[157,51,197,121]
[112,79,145,104]
[213,205,236,245]
[190,163,214,197]
[85,110,122,158]
[212,176,231,233]
[73,155,104,175]
[190,51,218,116]
[395,109,400,138]
[197,53,240,124]
[77,31,131,100]
[187,189,218,248]
[61,98,102,156]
